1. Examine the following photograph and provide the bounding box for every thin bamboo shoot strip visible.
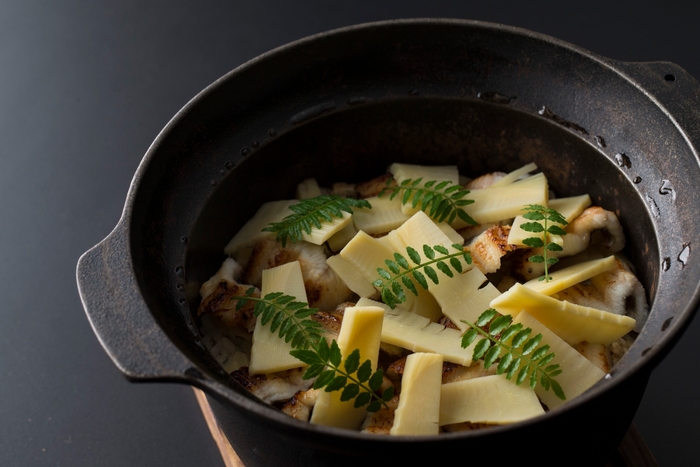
[310,306,385,430]
[522,256,617,295]
[224,199,295,254]
[490,283,636,345]
[390,353,443,436]
[357,298,476,366]
[352,195,409,234]
[439,375,545,425]
[249,261,307,375]
[511,311,606,410]
[430,267,501,331]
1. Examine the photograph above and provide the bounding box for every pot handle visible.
[612,60,700,150]
[77,223,193,383]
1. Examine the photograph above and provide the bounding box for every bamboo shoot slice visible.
[327,222,357,252]
[512,311,606,410]
[389,163,459,185]
[430,267,501,331]
[490,283,636,345]
[507,194,592,246]
[522,256,617,295]
[302,211,353,245]
[390,353,443,436]
[439,375,545,425]
[296,178,322,199]
[224,200,295,254]
[457,172,548,227]
[352,195,409,234]
[357,298,476,366]
[326,254,377,299]
[488,162,538,188]
[249,261,307,375]
[340,230,396,283]
[310,306,385,429]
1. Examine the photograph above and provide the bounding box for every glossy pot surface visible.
[77,19,700,467]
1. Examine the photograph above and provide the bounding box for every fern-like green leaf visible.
[380,177,477,225]
[521,204,568,282]
[374,244,472,309]
[461,309,566,400]
[263,195,371,246]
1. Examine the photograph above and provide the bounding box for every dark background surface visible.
[2,1,698,466]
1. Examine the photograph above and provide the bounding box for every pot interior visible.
[184,95,658,379]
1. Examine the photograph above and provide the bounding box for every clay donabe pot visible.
[77,19,700,467]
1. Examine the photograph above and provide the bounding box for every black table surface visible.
[2,1,698,466]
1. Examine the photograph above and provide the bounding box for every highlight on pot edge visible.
[196,161,647,435]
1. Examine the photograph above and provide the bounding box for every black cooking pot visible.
[77,19,700,467]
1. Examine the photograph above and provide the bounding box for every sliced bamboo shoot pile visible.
[352,195,409,234]
[490,283,636,345]
[522,256,617,296]
[439,374,545,426]
[326,254,377,299]
[224,199,295,254]
[310,305,385,430]
[430,267,501,331]
[512,311,606,410]
[249,261,307,375]
[357,298,476,366]
[390,353,443,436]
[457,172,549,227]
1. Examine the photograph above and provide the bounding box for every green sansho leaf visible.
[263,195,371,246]
[520,204,568,282]
[380,178,477,226]
[374,243,472,309]
[461,309,566,400]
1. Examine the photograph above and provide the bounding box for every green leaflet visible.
[263,195,371,247]
[520,204,568,282]
[461,309,566,400]
[380,177,477,226]
[373,244,472,309]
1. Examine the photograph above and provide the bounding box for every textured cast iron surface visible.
[77,19,700,467]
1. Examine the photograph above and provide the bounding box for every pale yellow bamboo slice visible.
[352,195,409,234]
[224,200,295,254]
[439,374,545,425]
[522,256,617,296]
[326,221,357,252]
[296,178,322,199]
[390,353,443,436]
[512,311,606,410]
[249,261,307,375]
[340,230,396,283]
[302,211,353,245]
[507,194,592,246]
[389,163,459,185]
[357,298,476,366]
[326,254,377,298]
[430,267,501,331]
[310,306,385,430]
[456,172,548,227]
[490,283,636,345]
[488,162,538,188]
